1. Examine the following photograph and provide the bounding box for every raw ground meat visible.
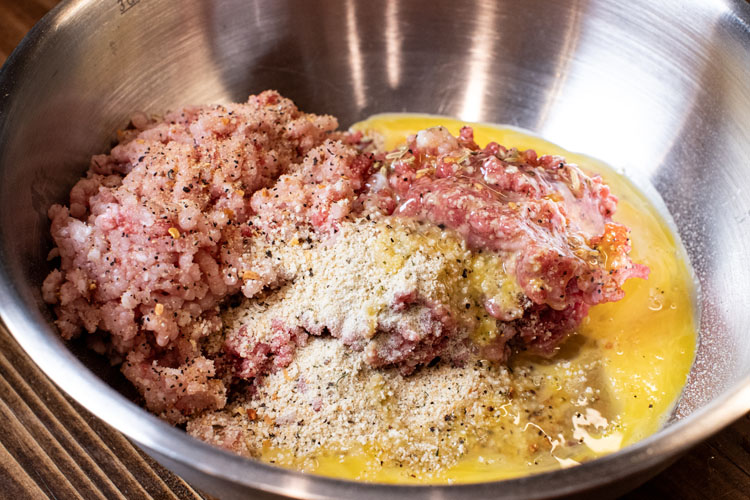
[42,92,647,425]
[42,91,341,422]
[361,125,649,357]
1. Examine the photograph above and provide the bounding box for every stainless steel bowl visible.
[1,0,749,498]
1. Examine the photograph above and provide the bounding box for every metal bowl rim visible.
[1,0,749,498]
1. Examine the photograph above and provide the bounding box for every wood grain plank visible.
[0,327,204,500]
[706,413,750,477]
[623,433,750,500]
[0,371,123,500]
[0,0,57,61]
[0,440,49,499]
[0,393,88,499]
[0,341,141,499]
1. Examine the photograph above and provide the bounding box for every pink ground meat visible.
[43,92,647,424]
[42,91,339,422]
[250,139,374,236]
[361,126,648,357]
[380,126,646,309]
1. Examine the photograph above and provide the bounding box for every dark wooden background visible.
[0,1,748,498]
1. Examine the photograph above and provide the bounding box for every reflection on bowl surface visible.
[0,0,749,499]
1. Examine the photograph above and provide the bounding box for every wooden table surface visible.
[1,1,748,499]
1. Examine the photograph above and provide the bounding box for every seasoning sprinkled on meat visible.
[42,93,649,466]
[361,125,649,358]
[42,91,340,422]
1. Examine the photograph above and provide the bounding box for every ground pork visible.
[42,92,647,428]
[42,91,340,422]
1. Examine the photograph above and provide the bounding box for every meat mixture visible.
[42,91,648,472]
